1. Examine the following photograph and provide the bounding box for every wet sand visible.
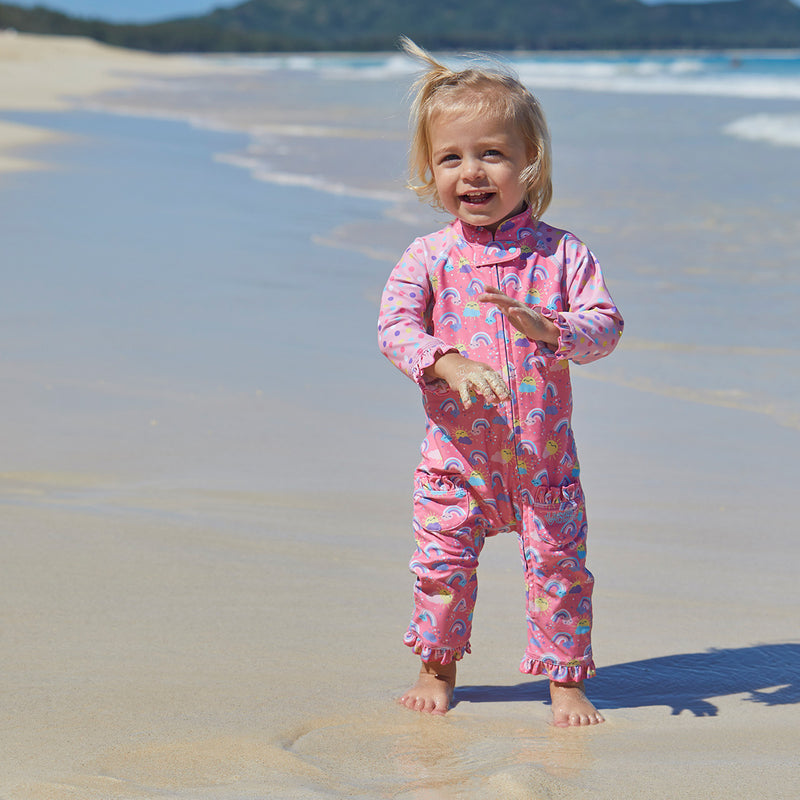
[0,34,798,800]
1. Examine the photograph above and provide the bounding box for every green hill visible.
[1,0,799,51]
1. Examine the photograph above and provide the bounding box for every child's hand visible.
[424,351,509,409]
[479,286,560,347]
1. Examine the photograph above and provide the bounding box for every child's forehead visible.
[429,86,505,118]
[428,105,516,139]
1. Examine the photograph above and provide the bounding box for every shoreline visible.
[0,32,215,172]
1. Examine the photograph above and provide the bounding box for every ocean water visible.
[3,48,799,496]
[97,49,800,188]
[87,48,800,433]
[0,107,407,494]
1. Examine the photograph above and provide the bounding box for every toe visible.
[431,699,448,716]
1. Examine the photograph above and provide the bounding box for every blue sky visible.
[8,0,800,23]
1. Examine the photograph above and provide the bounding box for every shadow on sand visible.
[454,643,800,716]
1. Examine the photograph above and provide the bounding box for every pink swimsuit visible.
[378,208,623,682]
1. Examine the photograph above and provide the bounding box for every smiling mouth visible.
[460,192,495,205]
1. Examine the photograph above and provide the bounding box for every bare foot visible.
[398,660,456,715]
[549,680,605,727]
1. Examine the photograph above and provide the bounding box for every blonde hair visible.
[401,36,552,221]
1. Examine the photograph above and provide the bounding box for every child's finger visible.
[488,372,511,400]
[474,373,509,406]
[477,288,511,307]
[479,287,518,303]
[479,285,505,298]
[478,290,527,322]
[476,377,498,405]
[481,369,508,400]
[457,377,491,408]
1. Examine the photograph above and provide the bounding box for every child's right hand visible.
[424,352,510,409]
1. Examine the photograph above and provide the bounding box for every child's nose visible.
[461,157,485,180]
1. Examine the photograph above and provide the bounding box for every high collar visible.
[453,206,538,245]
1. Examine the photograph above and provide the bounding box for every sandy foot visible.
[550,680,605,727]
[398,661,457,715]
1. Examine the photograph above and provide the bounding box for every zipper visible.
[494,264,524,484]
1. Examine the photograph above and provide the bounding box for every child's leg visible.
[399,474,488,714]
[400,527,483,713]
[518,500,604,726]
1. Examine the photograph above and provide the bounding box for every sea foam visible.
[215,51,800,102]
[214,152,404,203]
[723,114,800,148]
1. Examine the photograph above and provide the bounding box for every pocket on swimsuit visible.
[531,481,585,546]
[413,474,478,536]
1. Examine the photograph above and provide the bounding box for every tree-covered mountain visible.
[1,0,799,51]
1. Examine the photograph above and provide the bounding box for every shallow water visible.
[86,57,800,436]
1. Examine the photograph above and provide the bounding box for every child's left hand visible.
[478,286,560,347]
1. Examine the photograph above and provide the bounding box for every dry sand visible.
[0,31,210,171]
[0,33,798,800]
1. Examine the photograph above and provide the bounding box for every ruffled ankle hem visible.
[404,630,470,664]
[519,655,596,682]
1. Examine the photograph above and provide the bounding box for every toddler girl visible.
[378,39,623,726]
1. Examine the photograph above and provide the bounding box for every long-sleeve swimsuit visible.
[378,208,623,682]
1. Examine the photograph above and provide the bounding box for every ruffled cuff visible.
[411,342,460,388]
[537,305,574,359]
[404,629,470,664]
[519,654,596,682]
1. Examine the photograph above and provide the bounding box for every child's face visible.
[428,107,529,233]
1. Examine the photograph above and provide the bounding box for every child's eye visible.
[440,154,460,163]
[484,149,502,157]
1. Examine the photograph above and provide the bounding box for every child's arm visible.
[379,242,450,384]
[379,240,510,409]
[480,235,623,365]
[550,237,624,364]
[379,240,461,385]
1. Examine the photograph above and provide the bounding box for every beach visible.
[1,34,798,799]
